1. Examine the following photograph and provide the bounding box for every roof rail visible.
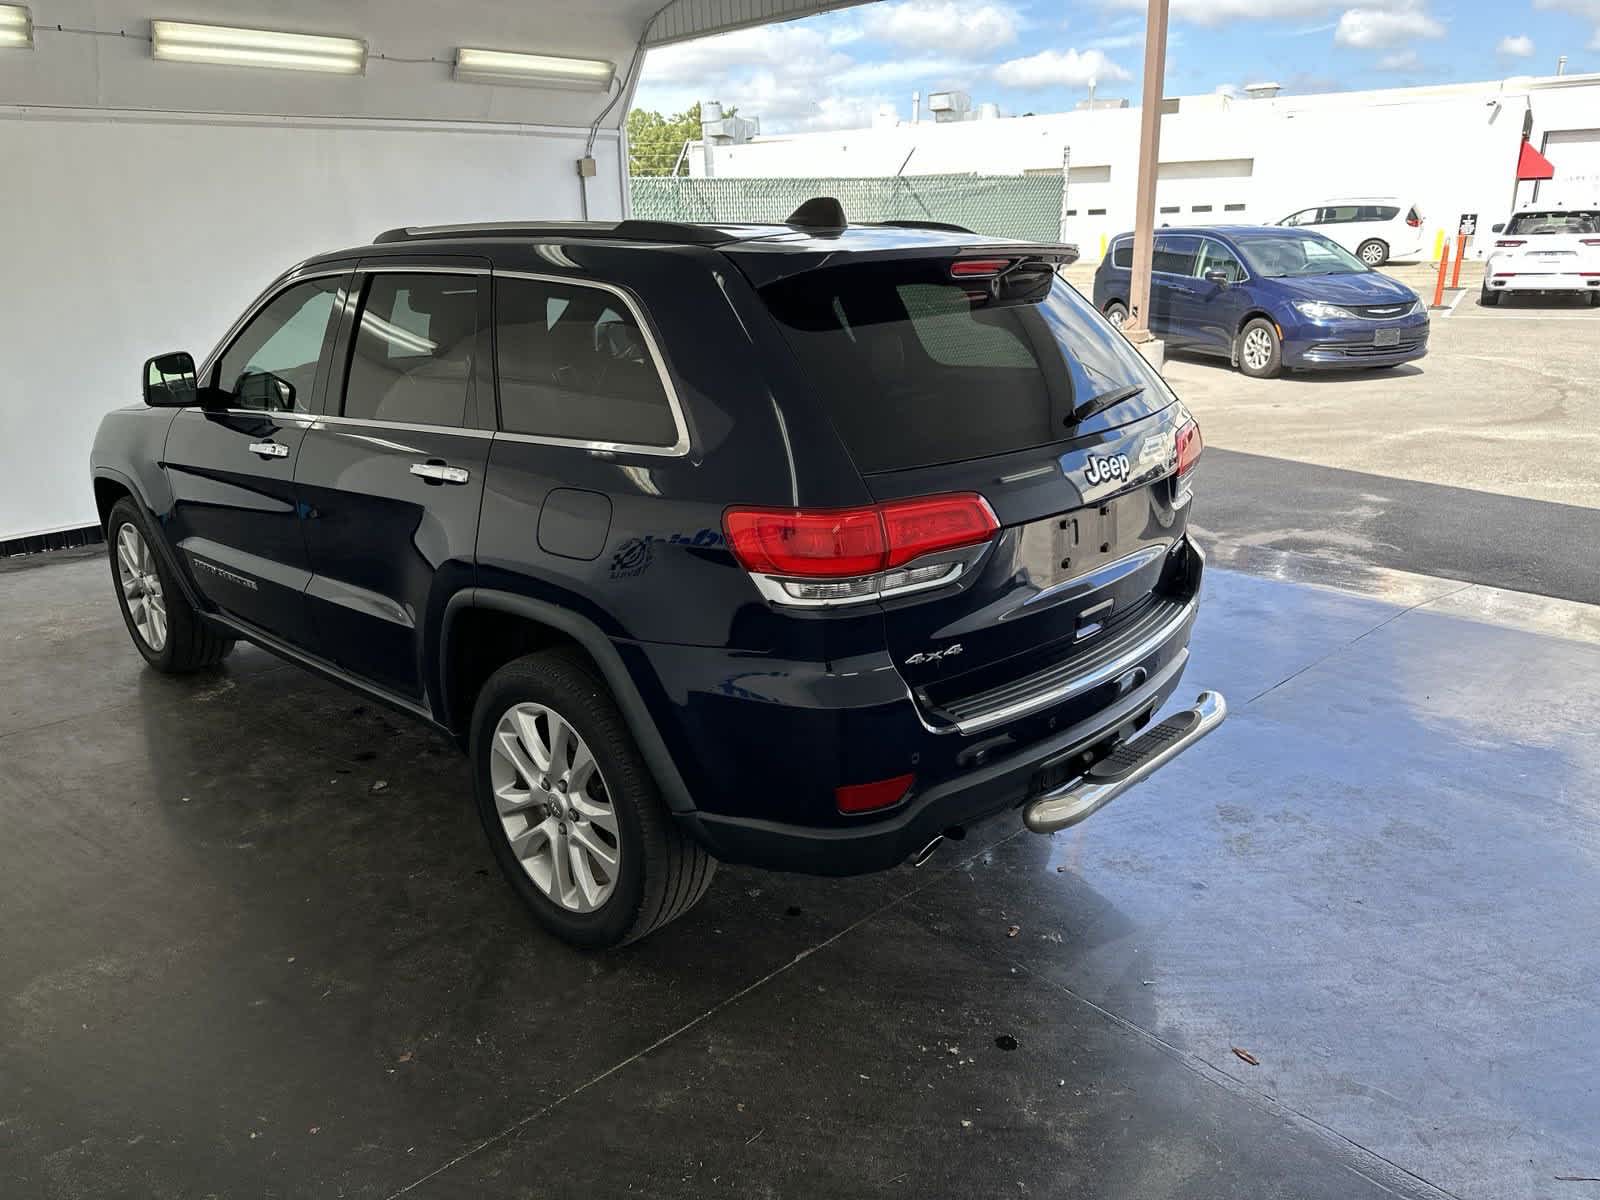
[371,219,734,247]
[873,218,975,234]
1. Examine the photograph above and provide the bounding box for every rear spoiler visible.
[726,240,1080,289]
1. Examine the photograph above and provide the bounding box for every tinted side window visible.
[1198,239,1245,283]
[494,277,678,448]
[216,277,343,412]
[1152,234,1201,276]
[342,274,480,427]
[1111,241,1133,268]
[1372,205,1400,221]
[1321,205,1360,223]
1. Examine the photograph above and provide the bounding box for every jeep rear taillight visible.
[724,494,999,606]
[1176,418,1203,480]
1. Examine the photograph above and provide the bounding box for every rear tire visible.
[1103,300,1129,329]
[1236,318,1283,379]
[1479,286,1499,307]
[1589,291,1599,307]
[107,497,234,673]
[470,649,715,948]
[1357,239,1388,267]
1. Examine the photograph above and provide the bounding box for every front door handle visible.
[410,462,470,486]
[248,441,290,459]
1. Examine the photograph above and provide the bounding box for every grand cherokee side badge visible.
[905,643,964,666]
[1084,453,1131,485]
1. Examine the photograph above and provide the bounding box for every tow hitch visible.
[1022,692,1227,834]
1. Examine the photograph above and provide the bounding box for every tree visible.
[626,102,735,177]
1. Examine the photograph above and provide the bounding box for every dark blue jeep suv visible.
[91,204,1224,946]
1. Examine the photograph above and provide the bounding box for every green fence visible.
[629,174,1066,243]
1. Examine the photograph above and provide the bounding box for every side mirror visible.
[234,370,296,413]
[1204,269,1230,285]
[143,352,198,407]
[1491,222,1505,233]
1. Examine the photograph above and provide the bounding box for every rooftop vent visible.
[1243,81,1281,99]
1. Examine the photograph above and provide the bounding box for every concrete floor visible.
[3,548,1597,1199]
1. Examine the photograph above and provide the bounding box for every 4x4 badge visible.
[905,643,964,666]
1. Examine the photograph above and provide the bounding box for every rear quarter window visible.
[1111,241,1133,268]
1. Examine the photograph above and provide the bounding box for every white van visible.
[1276,198,1426,266]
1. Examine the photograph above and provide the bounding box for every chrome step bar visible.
[1022,691,1227,834]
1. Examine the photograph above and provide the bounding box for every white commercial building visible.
[691,72,1600,264]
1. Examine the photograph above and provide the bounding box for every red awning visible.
[1517,141,1555,181]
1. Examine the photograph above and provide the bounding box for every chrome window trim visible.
[312,414,495,440]
[490,268,692,458]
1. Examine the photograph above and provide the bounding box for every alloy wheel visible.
[115,523,168,652]
[1105,303,1129,328]
[489,702,621,913]
[1241,327,1274,371]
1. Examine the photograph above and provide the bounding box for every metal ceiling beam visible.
[645,0,882,47]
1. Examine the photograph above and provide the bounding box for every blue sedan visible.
[1092,226,1429,378]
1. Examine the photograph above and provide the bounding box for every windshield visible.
[1504,211,1599,235]
[1236,234,1370,278]
[759,260,1172,474]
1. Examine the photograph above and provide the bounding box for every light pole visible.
[1123,0,1170,343]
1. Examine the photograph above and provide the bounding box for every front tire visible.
[107,497,233,673]
[1237,318,1283,378]
[1357,239,1388,267]
[470,649,715,948]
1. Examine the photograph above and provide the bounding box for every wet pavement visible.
[1,549,1596,1199]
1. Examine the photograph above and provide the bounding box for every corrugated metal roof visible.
[646,0,881,46]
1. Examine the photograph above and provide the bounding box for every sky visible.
[632,0,1600,134]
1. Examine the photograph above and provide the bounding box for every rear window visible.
[759,259,1170,474]
[1505,210,1599,235]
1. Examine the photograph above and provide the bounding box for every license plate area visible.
[1373,328,1400,347]
[1016,490,1149,592]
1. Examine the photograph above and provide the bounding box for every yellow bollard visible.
[1432,228,1446,261]
[1099,233,1107,260]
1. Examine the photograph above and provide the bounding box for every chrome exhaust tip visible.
[911,834,945,868]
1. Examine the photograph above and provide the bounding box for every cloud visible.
[642,24,848,87]
[1377,48,1420,69]
[1334,3,1445,48]
[1103,0,1335,28]
[860,1,1022,52]
[993,48,1131,89]
[1496,33,1535,56]
[1530,0,1600,51]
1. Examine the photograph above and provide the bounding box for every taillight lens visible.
[1176,419,1203,479]
[724,493,998,579]
[1496,239,1526,247]
[1581,238,1600,246]
[1406,212,1422,227]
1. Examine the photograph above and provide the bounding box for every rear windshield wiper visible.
[1069,383,1144,427]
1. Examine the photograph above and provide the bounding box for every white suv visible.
[1276,198,1426,267]
[1481,207,1600,306]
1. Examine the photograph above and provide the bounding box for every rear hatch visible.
[750,250,1201,731]
[1495,209,1600,273]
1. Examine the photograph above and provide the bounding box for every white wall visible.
[1,109,622,541]
[1,0,649,541]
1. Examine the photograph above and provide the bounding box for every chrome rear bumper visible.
[1022,690,1227,834]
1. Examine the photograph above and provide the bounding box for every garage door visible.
[1535,128,1600,203]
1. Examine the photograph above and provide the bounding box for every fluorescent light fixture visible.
[151,20,366,75]
[0,5,33,49]
[454,47,614,90]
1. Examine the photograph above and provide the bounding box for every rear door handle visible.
[410,462,470,486]
[248,441,290,459]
